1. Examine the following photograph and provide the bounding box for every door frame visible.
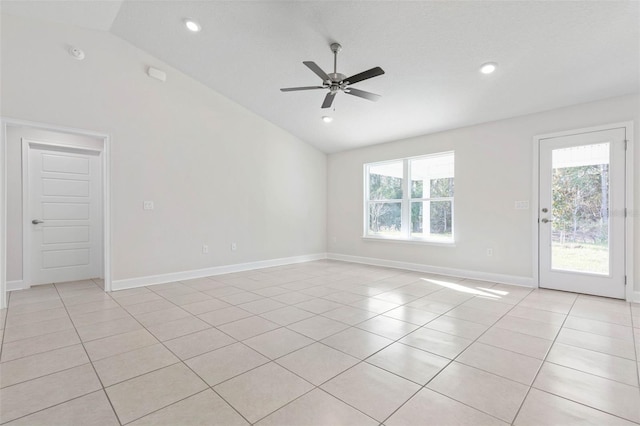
[0,117,112,309]
[22,138,104,289]
[532,121,634,302]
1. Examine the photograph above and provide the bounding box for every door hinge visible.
[624,139,628,150]
[624,276,627,286]
[624,208,628,218]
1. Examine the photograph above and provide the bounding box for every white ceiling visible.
[2,1,639,153]
[1,0,124,32]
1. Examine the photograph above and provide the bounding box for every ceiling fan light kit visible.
[281,42,385,109]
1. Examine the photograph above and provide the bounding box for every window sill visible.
[362,236,456,247]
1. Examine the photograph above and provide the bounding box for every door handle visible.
[32,219,44,225]
[540,218,552,223]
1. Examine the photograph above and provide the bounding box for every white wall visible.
[327,94,639,289]
[1,13,327,283]
[2,12,637,298]
[6,126,104,282]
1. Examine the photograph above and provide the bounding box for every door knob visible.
[541,218,552,223]
[32,219,44,224]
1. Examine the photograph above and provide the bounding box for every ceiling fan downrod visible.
[328,43,346,86]
[331,42,341,75]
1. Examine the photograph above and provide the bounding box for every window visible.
[364,152,455,243]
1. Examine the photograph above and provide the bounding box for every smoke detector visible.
[68,46,85,60]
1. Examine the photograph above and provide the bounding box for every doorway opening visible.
[0,119,111,309]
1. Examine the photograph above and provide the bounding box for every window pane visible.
[410,201,453,239]
[410,202,424,235]
[369,162,403,200]
[431,201,453,235]
[430,178,454,198]
[369,202,402,236]
[410,154,454,198]
[551,143,609,274]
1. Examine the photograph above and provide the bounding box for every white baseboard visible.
[327,253,535,288]
[7,280,25,291]
[111,253,328,291]
[633,291,640,304]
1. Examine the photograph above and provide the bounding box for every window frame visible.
[363,152,455,244]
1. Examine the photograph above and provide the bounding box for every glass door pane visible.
[550,143,610,275]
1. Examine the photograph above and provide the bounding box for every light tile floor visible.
[1,260,639,425]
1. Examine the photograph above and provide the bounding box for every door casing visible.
[0,118,112,309]
[532,122,634,301]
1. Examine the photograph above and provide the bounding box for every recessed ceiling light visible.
[480,62,497,74]
[184,18,201,32]
[322,116,333,123]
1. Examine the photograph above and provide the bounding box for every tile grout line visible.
[630,303,640,388]
[509,294,640,425]
[106,285,255,426]
[509,293,579,425]
[131,272,430,424]
[3,266,636,425]
[118,388,212,425]
[246,282,530,425]
[0,389,114,425]
[255,281,540,423]
[378,285,537,425]
[0,291,10,359]
[0,317,77,346]
[0,274,534,401]
[53,281,126,426]
[0,282,127,426]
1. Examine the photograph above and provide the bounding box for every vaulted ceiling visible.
[2,1,638,153]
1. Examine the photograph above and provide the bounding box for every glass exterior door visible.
[539,128,626,299]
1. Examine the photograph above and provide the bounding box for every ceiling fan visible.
[280,43,385,109]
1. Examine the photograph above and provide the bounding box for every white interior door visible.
[539,128,626,299]
[26,143,102,285]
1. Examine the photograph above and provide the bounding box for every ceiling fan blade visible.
[303,61,331,82]
[344,87,381,102]
[280,86,325,92]
[321,92,336,109]
[345,66,385,85]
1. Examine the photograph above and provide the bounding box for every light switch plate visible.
[143,201,154,210]
[515,201,529,210]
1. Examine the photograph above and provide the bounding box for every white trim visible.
[21,139,30,288]
[111,253,328,291]
[0,117,112,309]
[362,236,456,247]
[327,252,534,288]
[633,291,640,304]
[103,134,111,292]
[624,122,634,303]
[22,140,103,154]
[531,134,540,290]
[0,120,6,308]
[7,280,25,292]
[532,121,634,301]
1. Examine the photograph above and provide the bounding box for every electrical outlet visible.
[486,248,493,257]
[143,201,154,210]
[202,245,209,254]
[231,243,237,251]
